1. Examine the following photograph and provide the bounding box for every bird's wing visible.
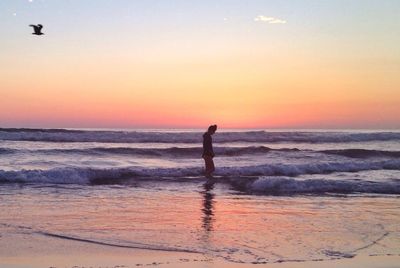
[29,24,36,28]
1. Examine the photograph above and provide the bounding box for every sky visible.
[1,0,399,129]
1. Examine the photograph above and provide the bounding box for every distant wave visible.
[3,146,400,159]
[92,145,293,156]
[0,128,84,133]
[321,149,400,158]
[240,176,400,195]
[0,146,298,157]
[1,128,400,143]
[1,159,399,190]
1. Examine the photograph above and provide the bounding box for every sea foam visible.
[1,159,399,193]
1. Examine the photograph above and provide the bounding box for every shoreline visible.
[1,231,399,268]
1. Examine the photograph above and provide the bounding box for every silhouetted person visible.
[202,124,217,178]
[29,24,44,35]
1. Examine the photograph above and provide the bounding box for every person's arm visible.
[209,136,214,157]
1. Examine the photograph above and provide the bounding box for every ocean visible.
[0,128,399,264]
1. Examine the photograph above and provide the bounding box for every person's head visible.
[207,124,217,135]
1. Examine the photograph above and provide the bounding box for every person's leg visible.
[209,157,215,173]
[203,155,215,177]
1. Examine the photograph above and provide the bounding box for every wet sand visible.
[1,181,399,268]
[1,231,399,268]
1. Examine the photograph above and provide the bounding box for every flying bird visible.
[29,24,44,35]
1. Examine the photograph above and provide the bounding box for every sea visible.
[0,128,399,264]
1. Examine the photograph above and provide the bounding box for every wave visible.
[3,145,400,159]
[93,146,289,156]
[1,159,399,188]
[321,149,400,158]
[1,128,400,143]
[3,146,298,157]
[0,148,15,154]
[240,176,400,195]
[0,128,84,133]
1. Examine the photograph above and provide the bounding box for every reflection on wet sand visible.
[199,179,217,263]
[201,179,216,233]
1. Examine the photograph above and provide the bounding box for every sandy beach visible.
[1,230,399,268]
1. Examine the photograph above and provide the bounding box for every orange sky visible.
[1,0,399,129]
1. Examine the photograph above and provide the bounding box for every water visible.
[0,128,399,264]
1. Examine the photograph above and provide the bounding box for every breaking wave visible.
[240,176,400,195]
[1,159,399,193]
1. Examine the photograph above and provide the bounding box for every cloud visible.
[254,15,274,22]
[269,19,286,24]
[254,15,286,24]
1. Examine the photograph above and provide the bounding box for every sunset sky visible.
[1,0,399,129]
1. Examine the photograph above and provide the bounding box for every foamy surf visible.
[1,160,399,195]
[240,176,400,195]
